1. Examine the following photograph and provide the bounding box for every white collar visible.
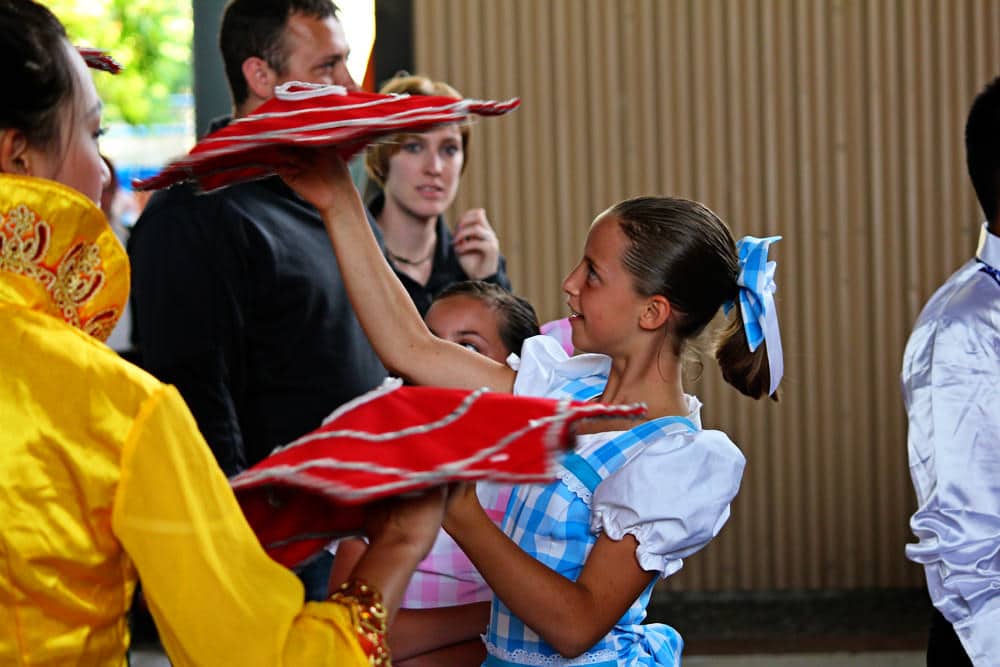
[976,222,1000,271]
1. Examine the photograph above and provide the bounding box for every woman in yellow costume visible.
[0,1,448,664]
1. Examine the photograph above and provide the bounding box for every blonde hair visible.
[365,74,471,187]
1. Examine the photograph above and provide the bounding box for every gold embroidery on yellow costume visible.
[329,579,392,665]
[0,175,126,340]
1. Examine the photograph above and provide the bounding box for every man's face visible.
[277,13,357,91]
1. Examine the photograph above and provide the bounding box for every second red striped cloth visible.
[230,378,644,568]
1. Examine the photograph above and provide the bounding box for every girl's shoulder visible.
[638,418,745,466]
[509,334,611,399]
[598,419,746,507]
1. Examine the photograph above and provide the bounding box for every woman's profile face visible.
[383,124,463,222]
[23,41,109,204]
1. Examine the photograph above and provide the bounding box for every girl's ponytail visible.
[715,235,784,402]
[715,309,778,402]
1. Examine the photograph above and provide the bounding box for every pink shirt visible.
[401,483,511,608]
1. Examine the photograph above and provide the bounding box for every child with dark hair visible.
[281,149,785,665]
[333,280,542,666]
[426,280,540,363]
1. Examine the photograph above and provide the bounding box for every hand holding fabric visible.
[442,482,483,531]
[133,83,520,193]
[277,147,361,216]
[364,487,449,559]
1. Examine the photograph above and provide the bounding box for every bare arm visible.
[331,539,490,659]
[351,489,451,624]
[279,150,515,392]
[327,537,367,595]
[442,486,656,658]
[390,603,490,660]
[396,638,487,667]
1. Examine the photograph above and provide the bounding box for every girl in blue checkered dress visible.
[283,162,784,666]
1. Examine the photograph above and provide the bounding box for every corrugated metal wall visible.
[410,0,1000,591]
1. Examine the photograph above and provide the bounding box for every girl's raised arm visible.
[280,148,516,393]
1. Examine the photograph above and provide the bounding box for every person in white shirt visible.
[902,75,1000,667]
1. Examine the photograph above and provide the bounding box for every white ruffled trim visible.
[506,352,522,371]
[513,336,612,398]
[592,509,683,579]
[558,468,593,505]
[484,639,617,665]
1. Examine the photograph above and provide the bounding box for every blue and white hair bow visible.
[722,235,784,396]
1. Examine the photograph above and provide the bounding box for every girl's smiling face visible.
[562,213,648,354]
[382,124,464,222]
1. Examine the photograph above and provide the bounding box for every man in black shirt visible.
[128,1,385,496]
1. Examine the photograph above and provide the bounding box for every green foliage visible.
[44,0,192,126]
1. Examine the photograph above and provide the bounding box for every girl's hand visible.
[364,487,448,559]
[276,147,360,215]
[350,487,449,622]
[454,208,501,279]
[442,482,483,534]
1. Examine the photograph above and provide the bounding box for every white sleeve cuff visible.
[593,507,685,579]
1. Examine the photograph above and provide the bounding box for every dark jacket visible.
[128,175,387,474]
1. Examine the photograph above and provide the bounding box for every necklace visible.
[388,246,435,266]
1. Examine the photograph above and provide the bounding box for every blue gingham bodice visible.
[483,372,688,666]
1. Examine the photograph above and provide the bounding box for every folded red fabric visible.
[134,81,520,192]
[230,379,643,568]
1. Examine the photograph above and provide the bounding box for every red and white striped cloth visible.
[230,378,643,568]
[134,81,520,192]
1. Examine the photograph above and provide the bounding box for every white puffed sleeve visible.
[591,430,746,578]
[511,335,611,398]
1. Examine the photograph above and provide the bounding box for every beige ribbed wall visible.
[411,0,1000,591]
